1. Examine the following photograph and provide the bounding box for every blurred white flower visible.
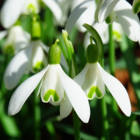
[1,0,63,28]
[1,25,30,54]
[74,62,131,117]
[4,40,48,90]
[8,64,90,123]
[65,0,140,42]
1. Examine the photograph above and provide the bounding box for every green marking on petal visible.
[33,61,45,73]
[4,45,14,55]
[87,86,102,99]
[133,1,140,14]
[28,4,36,13]
[113,31,122,42]
[43,89,59,102]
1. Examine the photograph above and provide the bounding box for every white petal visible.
[55,0,71,26]
[4,46,32,90]
[60,93,72,119]
[42,0,62,23]
[82,63,105,99]
[71,0,85,11]
[98,0,119,23]
[0,30,7,40]
[94,22,109,44]
[74,63,89,87]
[65,0,95,34]
[97,63,131,116]
[74,1,96,32]
[4,26,30,52]
[37,79,44,97]
[29,41,48,73]
[41,65,64,103]
[8,66,49,115]
[112,22,123,42]
[57,65,90,123]
[22,0,40,14]
[60,53,68,71]
[1,0,25,28]
[41,42,49,53]
[114,0,140,41]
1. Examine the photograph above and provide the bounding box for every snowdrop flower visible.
[4,40,48,90]
[65,0,140,42]
[8,40,90,123]
[1,25,30,54]
[74,43,131,117]
[1,0,62,28]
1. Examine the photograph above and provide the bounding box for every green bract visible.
[86,44,99,63]
[48,39,61,64]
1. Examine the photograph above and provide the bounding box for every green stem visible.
[99,98,110,140]
[34,93,41,140]
[73,110,80,140]
[109,24,115,75]
[108,24,118,113]
[71,52,80,140]
[69,41,80,140]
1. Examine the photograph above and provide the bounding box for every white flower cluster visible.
[1,0,139,123]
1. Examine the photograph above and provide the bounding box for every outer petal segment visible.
[42,0,62,23]
[1,0,25,28]
[57,65,90,123]
[74,63,89,87]
[60,93,72,119]
[0,30,7,40]
[65,0,94,34]
[4,46,32,90]
[8,66,49,115]
[98,0,119,23]
[98,63,131,117]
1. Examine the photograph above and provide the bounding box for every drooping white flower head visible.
[0,0,63,28]
[74,43,131,117]
[4,40,48,90]
[65,0,140,42]
[3,25,30,54]
[8,40,90,123]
